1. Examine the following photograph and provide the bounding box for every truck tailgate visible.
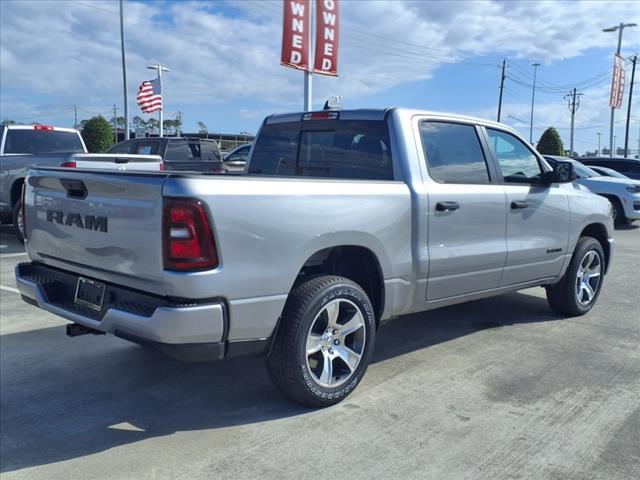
[25,168,168,296]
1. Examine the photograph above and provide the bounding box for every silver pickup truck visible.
[16,108,614,407]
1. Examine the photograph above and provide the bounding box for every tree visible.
[536,127,564,155]
[132,116,147,129]
[197,121,208,134]
[1,119,17,126]
[146,118,159,134]
[81,115,114,152]
[110,116,126,129]
[163,119,175,134]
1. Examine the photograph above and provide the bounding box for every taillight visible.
[159,162,165,171]
[163,199,218,271]
[60,161,76,168]
[208,167,226,174]
[302,112,339,120]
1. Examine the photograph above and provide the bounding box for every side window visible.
[227,146,250,161]
[419,121,490,184]
[620,161,640,175]
[165,140,194,161]
[486,129,543,183]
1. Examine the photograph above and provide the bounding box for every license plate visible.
[74,277,106,311]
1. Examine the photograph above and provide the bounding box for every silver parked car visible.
[545,156,640,225]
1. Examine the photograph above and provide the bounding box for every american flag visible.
[136,78,162,113]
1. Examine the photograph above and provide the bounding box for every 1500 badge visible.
[46,210,108,232]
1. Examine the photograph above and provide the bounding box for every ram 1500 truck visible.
[16,108,614,407]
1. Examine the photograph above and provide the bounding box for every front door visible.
[419,120,508,301]
[483,128,570,286]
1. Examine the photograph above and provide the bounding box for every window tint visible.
[486,129,542,183]
[249,120,393,180]
[200,141,222,161]
[620,161,640,174]
[165,140,197,161]
[4,129,85,154]
[419,121,490,184]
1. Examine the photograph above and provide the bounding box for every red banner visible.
[313,0,340,76]
[609,54,626,109]
[281,0,311,71]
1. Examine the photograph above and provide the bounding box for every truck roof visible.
[3,124,80,133]
[265,107,520,136]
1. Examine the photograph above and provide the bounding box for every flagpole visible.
[158,67,163,138]
[147,64,170,137]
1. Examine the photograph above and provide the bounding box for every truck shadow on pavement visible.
[0,225,24,255]
[1,291,559,473]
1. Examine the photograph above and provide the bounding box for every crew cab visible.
[16,108,614,407]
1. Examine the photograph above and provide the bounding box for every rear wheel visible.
[12,199,25,244]
[546,236,605,316]
[267,275,376,407]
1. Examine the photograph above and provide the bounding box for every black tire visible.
[267,275,376,407]
[546,236,605,316]
[12,199,25,244]
[609,197,627,226]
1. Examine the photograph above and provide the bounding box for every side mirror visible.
[542,161,576,184]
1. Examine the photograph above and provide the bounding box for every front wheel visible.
[267,275,376,407]
[546,236,605,316]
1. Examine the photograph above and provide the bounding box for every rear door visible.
[25,168,168,295]
[483,127,570,286]
[418,120,508,301]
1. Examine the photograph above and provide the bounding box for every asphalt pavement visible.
[1,223,639,480]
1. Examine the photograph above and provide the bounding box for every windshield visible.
[573,161,600,178]
[4,129,84,154]
[596,167,628,179]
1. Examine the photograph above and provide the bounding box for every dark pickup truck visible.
[108,137,226,173]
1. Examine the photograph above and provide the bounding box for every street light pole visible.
[529,63,541,144]
[624,55,637,158]
[603,22,637,157]
[146,64,170,137]
[596,132,602,156]
[119,0,129,140]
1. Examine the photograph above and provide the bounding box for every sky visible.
[1,0,639,155]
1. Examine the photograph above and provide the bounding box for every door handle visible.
[436,201,460,212]
[511,200,529,209]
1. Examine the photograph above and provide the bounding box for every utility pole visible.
[175,111,183,136]
[497,59,506,122]
[603,22,637,157]
[564,88,583,156]
[120,0,129,140]
[529,63,541,144]
[113,104,118,143]
[597,132,602,156]
[624,54,637,158]
[146,64,170,137]
[73,105,77,130]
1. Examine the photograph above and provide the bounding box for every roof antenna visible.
[323,96,342,110]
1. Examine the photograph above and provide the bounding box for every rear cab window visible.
[249,118,394,180]
[3,128,84,154]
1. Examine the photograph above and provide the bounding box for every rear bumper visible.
[15,262,267,361]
